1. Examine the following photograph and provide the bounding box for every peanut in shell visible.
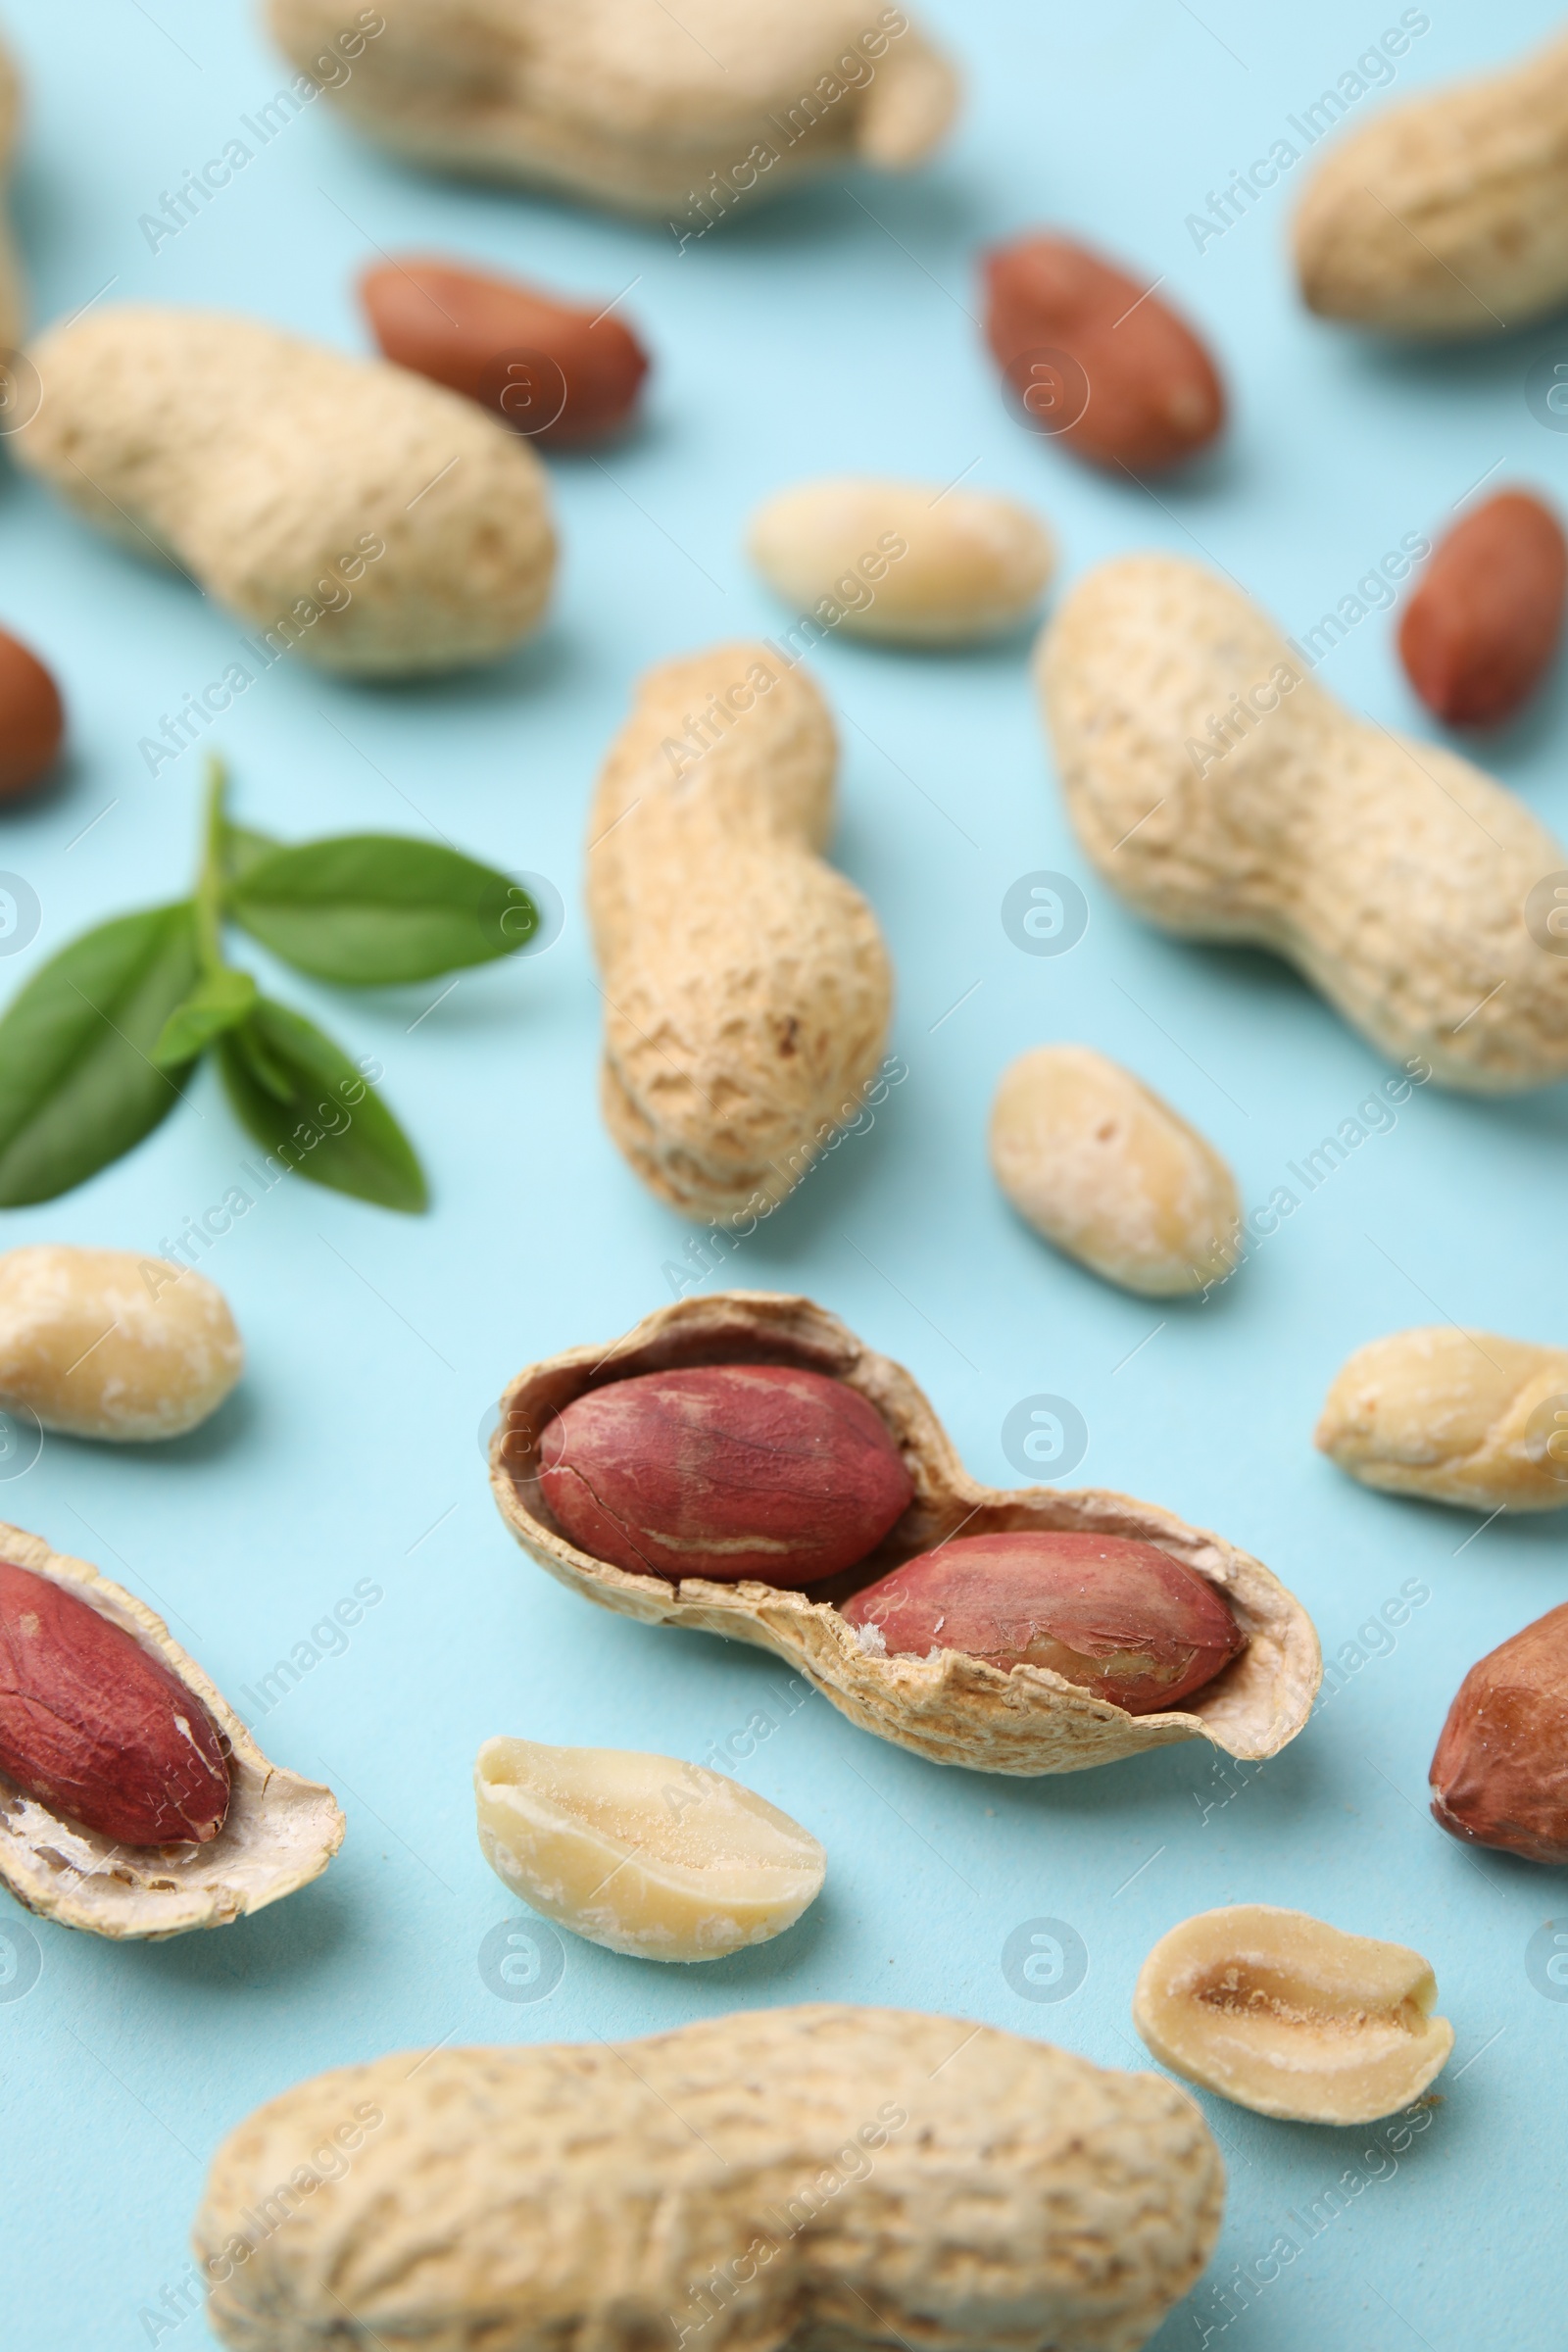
[490,1290,1319,1776]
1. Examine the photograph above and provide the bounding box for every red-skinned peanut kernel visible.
[1398,491,1567,727]
[0,628,64,799]
[1429,1600,1568,1863]
[360,257,650,447]
[841,1531,1246,1713]
[0,1559,229,1845]
[538,1363,912,1586]
[982,233,1226,473]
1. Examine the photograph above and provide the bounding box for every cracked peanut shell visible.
[195,2003,1223,2352]
[1294,24,1568,337]
[15,306,555,677]
[0,1521,342,1939]
[1039,553,1568,1092]
[490,1291,1319,1775]
[268,0,959,217]
[587,646,893,1222]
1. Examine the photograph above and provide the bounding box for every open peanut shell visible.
[0,1522,344,1939]
[490,1293,1320,1775]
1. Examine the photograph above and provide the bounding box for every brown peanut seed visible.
[983,232,1225,472]
[0,1556,229,1845]
[1430,1601,1568,1863]
[841,1530,1245,1714]
[1398,492,1567,727]
[0,628,62,798]
[539,1362,912,1585]
[361,256,649,446]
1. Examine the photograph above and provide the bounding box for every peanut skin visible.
[1430,1602,1568,1864]
[983,233,1225,472]
[361,257,649,446]
[0,630,62,798]
[195,2004,1223,2352]
[1399,492,1567,728]
[0,1557,228,1845]
[539,1363,912,1584]
[841,1532,1245,1714]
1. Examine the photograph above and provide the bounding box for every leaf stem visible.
[196,754,230,978]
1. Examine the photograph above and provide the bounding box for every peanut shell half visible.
[0,1522,343,1939]
[490,1292,1319,1775]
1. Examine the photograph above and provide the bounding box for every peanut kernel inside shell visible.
[537,1362,913,1585]
[0,1559,229,1847]
[840,1530,1245,1713]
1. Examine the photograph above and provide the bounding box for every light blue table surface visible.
[4,5,1567,2346]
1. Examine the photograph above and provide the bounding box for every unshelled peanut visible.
[1040,554,1568,1090]
[196,2004,1223,2352]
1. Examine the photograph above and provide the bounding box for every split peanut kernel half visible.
[1315,1325,1568,1513]
[474,1736,824,1962]
[1134,1903,1453,2125]
[990,1045,1240,1297]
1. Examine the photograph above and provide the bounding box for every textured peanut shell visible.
[1294,26,1568,336]
[1039,554,1568,1092]
[490,1292,1319,1774]
[0,1247,242,1441]
[1134,1904,1453,2126]
[0,1523,342,1939]
[268,0,959,215]
[196,2003,1223,2352]
[1316,1325,1568,1513]
[14,307,555,677]
[587,647,892,1222]
[990,1045,1240,1297]
[749,478,1054,644]
[0,39,24,354]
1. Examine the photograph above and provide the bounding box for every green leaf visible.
[221,823,283,887]
[227,836,535,985]
[153,966,258,1067]
[0,903,200,1206]
[217,998,427,1213]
